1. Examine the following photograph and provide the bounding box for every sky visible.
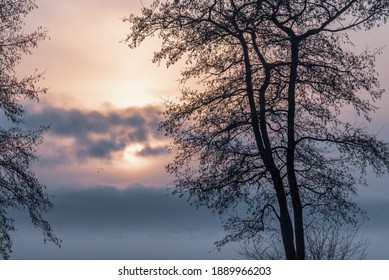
[5,0,389,259]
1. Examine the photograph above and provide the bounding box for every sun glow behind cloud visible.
[23,103,171,188]
[122,143,164,168]
[123,143,144,164]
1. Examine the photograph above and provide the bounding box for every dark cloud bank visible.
[10,185,236,260]
[8,184,389,260]
[25,105,167,162]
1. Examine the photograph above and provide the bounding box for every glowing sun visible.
[123,143,145,166]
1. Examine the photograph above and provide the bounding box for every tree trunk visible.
[287,40,305,260]
[240,35,297,260]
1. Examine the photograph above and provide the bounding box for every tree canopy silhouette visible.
[0,0,60,259]
[125,0,389,259]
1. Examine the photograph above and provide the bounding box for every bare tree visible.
[236,231,284,260]
[125,0,389,259]
[0,0,60,259]
[238,222,370,260]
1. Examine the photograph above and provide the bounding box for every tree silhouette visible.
[125,0,389,259]
[0,0,60,259]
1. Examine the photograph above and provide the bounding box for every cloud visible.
[136,145,167,157]
[25,105,167,162]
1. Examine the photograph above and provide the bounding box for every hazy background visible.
[8,0,389,259]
